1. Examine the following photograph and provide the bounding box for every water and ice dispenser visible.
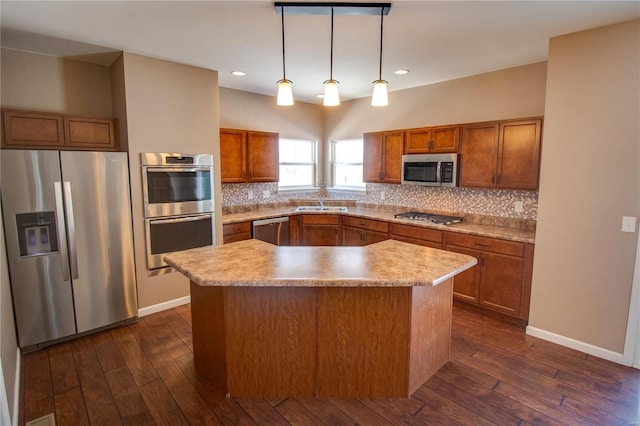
[15,212,59,257]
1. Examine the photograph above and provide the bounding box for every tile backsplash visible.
[221,182,538,220]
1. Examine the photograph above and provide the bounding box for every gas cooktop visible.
[394,211,464,225]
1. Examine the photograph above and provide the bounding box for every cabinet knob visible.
[491,174,496,184]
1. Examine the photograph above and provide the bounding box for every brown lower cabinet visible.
[300,214,341,246]
[222,221,252,244]
[444,231,534,320]
[341,216,389,246]
[390,223,443,249]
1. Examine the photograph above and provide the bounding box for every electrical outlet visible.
[247,191,254,200]
[514,201,524,213]
[622,216,637,233]
[380,191,385,200]
[262,190,271,198]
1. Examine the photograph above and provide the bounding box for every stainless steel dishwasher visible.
[253,217,290,246]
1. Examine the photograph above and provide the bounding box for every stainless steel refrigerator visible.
[1,150,137,349]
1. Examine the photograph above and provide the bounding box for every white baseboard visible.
[526,326,625,365]
[137,295,191,318]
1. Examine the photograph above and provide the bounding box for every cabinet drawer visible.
[445,232,524,257]
[341,216,388,233]
[390,223,443,244]
[302,214,340,225]
[223,221,252,236]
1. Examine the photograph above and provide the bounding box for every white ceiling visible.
[1,1,638,104]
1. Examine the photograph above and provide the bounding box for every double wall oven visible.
[141,153,214,270]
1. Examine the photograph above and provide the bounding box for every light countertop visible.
[164,239,477,287]
[223,205,536,244]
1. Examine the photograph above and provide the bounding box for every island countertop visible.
[164,239,477,287]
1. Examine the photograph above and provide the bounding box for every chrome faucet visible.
[318,199,324,207]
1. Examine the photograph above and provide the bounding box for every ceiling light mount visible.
[276,5,294,106]
[274,2,391,16]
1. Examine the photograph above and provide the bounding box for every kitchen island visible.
[165,239,476,398]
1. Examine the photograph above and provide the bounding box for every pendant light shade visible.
[277,79,294,106]
[323,80,340,106]
[323,8,340,106]
[371,80,388,106]
[276,5,294,106]
[371,6,388,106]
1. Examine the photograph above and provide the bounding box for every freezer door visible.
[60,151,138,333]
[0,150,76,347]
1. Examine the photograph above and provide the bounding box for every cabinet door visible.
[220,129,247,183]
[382,131,404,183]
[430,125,460,153]
[497,119,542,190]
[247,131,279,182]
[404,128,431,154]
[64,116,116,150]
[363,229,388,246]
[342,227,365,246]
[363,132,383,182]
[445,245,481,303]
[302,225,340,246]
[2,110,64,148]
[459,122,499,188]
[480,252,524,317]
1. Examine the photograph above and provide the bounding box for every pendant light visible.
[323,7,340,106]
[276,5,294,106]
[371,6,388,106]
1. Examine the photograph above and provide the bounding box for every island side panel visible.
[224,287,317,397]
[316,287,411,397]
[408,278,454,395]
[190,282,228,389]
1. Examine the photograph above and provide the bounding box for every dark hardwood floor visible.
[20,303,640,425]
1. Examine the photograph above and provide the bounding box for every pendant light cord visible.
[281,6,287,80]
[378,6,384,81]
[329,7,334,80]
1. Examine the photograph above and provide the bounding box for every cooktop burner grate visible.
[394,211,464,225]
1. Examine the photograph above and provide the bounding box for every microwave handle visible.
[436,162,442,184]
[149,214,212,225]
[145,167,211,173]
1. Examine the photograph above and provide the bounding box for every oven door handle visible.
[145,167,211,173]
[149,214,212,225]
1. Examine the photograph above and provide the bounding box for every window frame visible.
[277,138,319,191]
[330,138,366,192]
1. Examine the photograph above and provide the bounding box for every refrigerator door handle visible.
[63,181,79,279]
[54,181,71,281]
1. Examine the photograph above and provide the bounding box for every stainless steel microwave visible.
[401,153,458,187]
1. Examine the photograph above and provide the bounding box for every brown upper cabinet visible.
[363,130,404,184]
[220,128,279,183]
[404,125,460,154]
[460,118,542,190]
[2,110,117,151]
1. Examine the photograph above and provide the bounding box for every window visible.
[331,139,365,189]
[278,138,317,188]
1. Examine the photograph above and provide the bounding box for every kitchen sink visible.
[294,206,348,212]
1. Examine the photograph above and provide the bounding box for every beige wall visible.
[0,48,113,116]
[220,87,324,140]
[116,53,221,309]
[530,20,640,353]
[325,61,547,140]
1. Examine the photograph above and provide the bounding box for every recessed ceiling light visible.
[316,94,325,99]
[231,71,246,76]
[394,69,409,75]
